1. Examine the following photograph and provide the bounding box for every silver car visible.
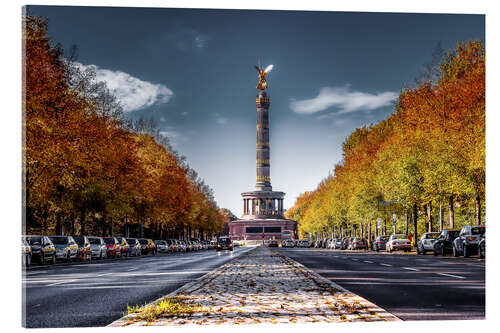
[88,236,107,259]
[126,238,142,256]
[154,240,169,253]
[417,232,440,254]
[49,235,78,262]
[386,234,411,252]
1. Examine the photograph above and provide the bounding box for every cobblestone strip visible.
[109,247,400,326]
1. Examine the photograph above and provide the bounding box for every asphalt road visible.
[277,248,485,321]
[22,246,254,328]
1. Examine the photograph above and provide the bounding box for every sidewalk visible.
[109,246,400,326]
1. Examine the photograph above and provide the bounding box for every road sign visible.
[378,201,403,212]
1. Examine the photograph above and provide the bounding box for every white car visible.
[386,234,411,252]
[417,232,440,254]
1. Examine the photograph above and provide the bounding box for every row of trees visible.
[285,41,485,246]
[23,15,225,239]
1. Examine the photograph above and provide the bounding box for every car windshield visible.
[103,238,116,245]
[73,236,85,245]
[471,227,485,235]
[425,233,439,239]
[156,241,166,245]
[393,235,407,239]
[218,238,231,244]
[49,236,69,245]
[126,239,136,244]
[449,231,460,238]
[138,239,148,245]
[88,237,101,245]
[27,236,42,245]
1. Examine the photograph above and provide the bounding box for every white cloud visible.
[160,117,167,122]
[75,62,174,113]
[159,128,189,148]
[214,113,228,125]
[290,85,398,115]
[181,111,189,117]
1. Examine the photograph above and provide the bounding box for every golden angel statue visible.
[254,63,273,91]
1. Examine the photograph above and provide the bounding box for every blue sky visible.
[27,6,484,217]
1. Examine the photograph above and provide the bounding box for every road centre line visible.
[403,267,419,271]
[437,273,466,279]
[46,279,76,287]
[380,263,393,267]
[363,260,373,263]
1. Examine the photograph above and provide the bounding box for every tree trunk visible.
[439,204,444,231]
[405,210,409,235]
[449,195,455,229]
[475,195,482,225]
[427,202,433,232]
[412,203,418,247]
[55,212,62,235]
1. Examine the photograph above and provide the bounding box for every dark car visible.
[478,235,485,259]
[25,235,56,265]
[138,238,156,255]
[432,230,460,256]
[453,225,485,257]
[49,235,78,262]
[341,237,350,250]
[103,237,121,258]
[216,237,233,251]
[352,237,368,250]
[126,238,142,256]
[116,237,130,257]
[373,235,390,252]
[72,236,92,261]
[268,239,279,247]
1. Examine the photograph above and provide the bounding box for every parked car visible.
[373,235,390,252]
[417,232,440,255]
[126,238,142,256]
[478,235,485,259]
[352,237,368,250]
[138,238,156,255]
[432,230,460,256]
[346,237,355,250]
[386,234,411,252]
[165,239,176,252]
[22,238,32,267]
[25,235,56,264]
[72,236,92,261]
[49,235,78,262]
[333,238,343,249]
[155,240,170,253]
[103,237,121,258]
[453,225,485,258]
[282,239,295,248]
[268,239,279,247]
[88,236,107,260]
[297,239,311,248]
[177,240,187,252]
[116,237,130,257]
[216,237,233,251]
[341,237,349,250]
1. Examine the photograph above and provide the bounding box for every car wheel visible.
[463,245,469,258]
[441,246,446,256]
[453,245,459,257]
[433,248,438,256]
[479,246,484,259]
[52,254,56,264]
[66,253,70,262]
[40,253,45,265]
[26,254,31,267]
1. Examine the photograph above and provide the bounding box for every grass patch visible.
[126,296,204,323]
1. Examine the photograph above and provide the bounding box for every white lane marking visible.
[97,273,113,277]
[126,267,138,272]
[437,273,466,279]
[380,263,393,267]
[352,258,359,261]
[403,267,419,271]
[46,279,76,287]
[364,260,373,264]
